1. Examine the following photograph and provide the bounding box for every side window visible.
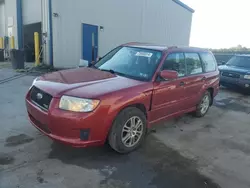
[185,53,203,75]
[162,53,186,77]
[200,52,217,72]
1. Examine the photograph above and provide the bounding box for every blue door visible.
[82,24,98,63]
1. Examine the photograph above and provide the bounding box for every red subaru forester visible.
[26,43,219,153]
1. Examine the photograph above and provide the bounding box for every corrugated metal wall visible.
[22,0,42,25]
[41,0,50,65]
[0,1,5,37]
[52,0,193,68]
[3,0,18,48]
[0,0,42,48]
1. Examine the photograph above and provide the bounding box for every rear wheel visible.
[108,107,147,154]
[194,91,211,117]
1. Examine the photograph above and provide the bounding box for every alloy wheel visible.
[200,95,210,114]
[121,116,144,148]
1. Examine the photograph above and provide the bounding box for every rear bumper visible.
[26,97,112,148]
[220,76,250,89]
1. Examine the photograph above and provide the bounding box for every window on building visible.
[162,53,186,77]
[185,53,203,75]
[200,52,217,72]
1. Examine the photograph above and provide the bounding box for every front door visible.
[82,24,98,63]
[150,79,186,123]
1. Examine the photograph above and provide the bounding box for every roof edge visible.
[172,0,195,13]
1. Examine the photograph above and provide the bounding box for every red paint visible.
[25,43,219,148]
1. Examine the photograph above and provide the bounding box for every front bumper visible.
[26,96,112,148]
[220,76,250,89]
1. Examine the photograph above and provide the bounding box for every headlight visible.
[244,75,250,79]
[59,96,100,112]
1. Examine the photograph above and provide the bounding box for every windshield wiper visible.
[100,69,116,74]
[100,69,128,77]
[99,69,147,81]
[88,63,97,69]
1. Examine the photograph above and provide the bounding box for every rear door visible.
[182,53,205,108]
[199,52,219,96]
[150,53,187,123]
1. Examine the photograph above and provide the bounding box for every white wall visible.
[142,0,192,46]
[22,0,42,25]
[52,0,193,68]
[0,0,43,49]
[0,1,5,37]
[4,0,18,48]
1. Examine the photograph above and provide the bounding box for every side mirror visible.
[159,70,178,80]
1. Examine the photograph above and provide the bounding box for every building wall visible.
[52,0,193,68]
[22,0,42,25]
[0,1,5,37]
[142,0,192,46]
[0,0,42,49]
[3,0,18,48]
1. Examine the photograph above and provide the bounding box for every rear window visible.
[200,52,217,72]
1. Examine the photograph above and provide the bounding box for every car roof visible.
[235,54,250,57]
[123,42,168,51]
[122,42,210,53]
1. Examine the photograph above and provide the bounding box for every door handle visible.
[179,81,185,86]
[201,77,206,81]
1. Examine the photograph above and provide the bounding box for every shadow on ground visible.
[220,86,250,96]
[215,87,250,113]
[48,135,220,188]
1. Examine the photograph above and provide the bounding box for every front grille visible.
[222,72,240,78]
[29,113,51,134]
[30,86,52,111]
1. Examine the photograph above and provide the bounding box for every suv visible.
[219,55,250,90]
[26,43,219,153]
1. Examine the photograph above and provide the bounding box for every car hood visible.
[219,65,250,74]
[34,67,147,98]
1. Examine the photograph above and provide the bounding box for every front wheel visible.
[194,91,211,117]
[108,107,147,154]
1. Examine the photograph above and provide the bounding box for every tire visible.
[108,107,147,154]
[194,91,212,117]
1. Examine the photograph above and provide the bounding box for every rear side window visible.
[185,53,203,75]
[200,52,217,72]
[162,53,186,77]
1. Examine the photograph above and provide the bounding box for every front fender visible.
[101,89,153,139]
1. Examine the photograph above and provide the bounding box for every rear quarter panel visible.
[203,70,220,97]
[203,52,220,97]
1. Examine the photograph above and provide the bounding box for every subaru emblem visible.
[36,93,43,100]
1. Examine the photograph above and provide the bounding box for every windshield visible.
[95,46,162,81]
[226,56,250,68]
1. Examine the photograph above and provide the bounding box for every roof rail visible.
[168,46,178,49]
